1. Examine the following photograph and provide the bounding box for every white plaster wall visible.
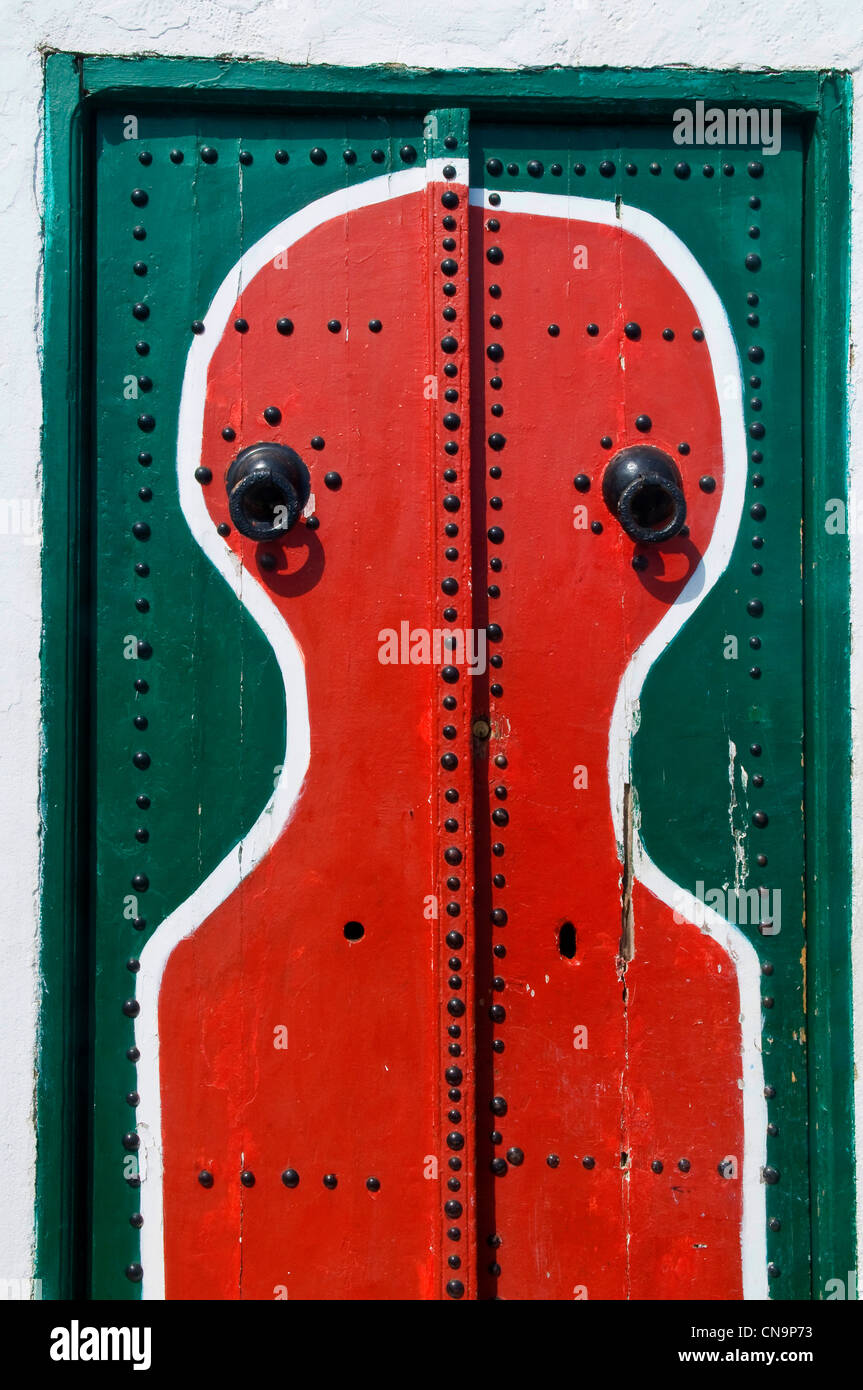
[1,0,861,1294]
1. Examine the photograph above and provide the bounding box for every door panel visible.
[92,110,806,1299]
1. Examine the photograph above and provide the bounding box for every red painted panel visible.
[469,205,742,1301]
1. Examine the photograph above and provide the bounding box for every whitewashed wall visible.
[1,0,861,1292]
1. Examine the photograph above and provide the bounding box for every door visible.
[91,105,807,1299]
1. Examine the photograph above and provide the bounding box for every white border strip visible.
[472,189,767,1299]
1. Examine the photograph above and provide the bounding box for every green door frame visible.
[39,53,854,1299]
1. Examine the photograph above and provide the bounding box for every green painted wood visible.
[37,51,92,1302]
[802,71,856,1299]
[77,56,823,117]
[40,56,854,1300]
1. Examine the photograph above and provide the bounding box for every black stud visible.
[133,226,146,241]
[132,303,149,322]
[327,319,341,334]
[131,189,148,207]
[366,1176,381,1192]
[745,253,762,271]
[699,475,716,493]
[323,1173,338,1188]
[752,811,768,828]
[624,322,641,341]
[583,1156,596,1169]
[191,320,205,334]
[490,1158,507,1176]
[263,406,281,425]
[195,466,212,485]
[489,1004,505,1023]
[122,999,139,1018]
[324,472,342,491]
[506,1147,524,1166]
[488,526,504,544]
[200,147,218,164]
[446,1279,465,1298]
[281,1168,299,1188]
[678,1158,691,1172]
[662,328,675,341]
[488,434,506,452]
[599,160,615,177]
[763,1166,780,1185]
[486,246,503,264]
[441,191,459,210]
[276,318,294,336]
[635,415,651,432]
[125,1264,144,1283]
[651,1159,663,1173]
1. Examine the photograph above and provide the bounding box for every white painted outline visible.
[471,187,767,1299]
[137,170,764,1301]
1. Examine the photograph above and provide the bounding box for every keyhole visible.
[629,481,676,530]
[559,921,576,959]
[343,921,365,942]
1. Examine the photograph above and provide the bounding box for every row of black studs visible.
[124,174,158,1286]
[138,144,424,168]
[483,197,511,1291]
[437,157,470,1303]
[196,1168,380,1191]
[190,316,383,337]
[742,174,782,1284]
[485,158,766,180]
